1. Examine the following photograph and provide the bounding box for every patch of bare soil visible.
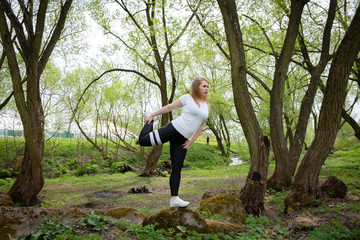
[263,194,360,239]
[84,191,126,199]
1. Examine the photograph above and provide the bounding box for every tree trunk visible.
[140,65,168,176]
[217,0,270,215]
[342,110,360,140]
[8,77,45,206]
[139,145,166,177]
[267,0,308,192]
[0,0,73,206]
[285,6,360,211]
[139,2,169,176]
[288,0,336,177]
[207,119,226,156]
[74,119,114,160]
[219,114,231,157]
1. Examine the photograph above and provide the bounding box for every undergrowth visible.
[0,137,232,178]
[19,213,360,240]
[20,211,110,240]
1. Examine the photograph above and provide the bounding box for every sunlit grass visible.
[321,143,360,184]
[1,137,359,218]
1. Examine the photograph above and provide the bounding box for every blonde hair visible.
[190,76,210,107]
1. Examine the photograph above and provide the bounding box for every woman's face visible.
[199,80,209,98]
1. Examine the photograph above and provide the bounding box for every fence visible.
[0,129,74,138]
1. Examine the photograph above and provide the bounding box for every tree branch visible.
[0,0,28,52]
[243,14,278,60]
[38,0,73,75]
[104,27,158,72]
[193,9,230,60]
[115,0,152,46]
[72,68,160,120]
[163,0,202,60]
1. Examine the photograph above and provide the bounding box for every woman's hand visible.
[182,139,194,149]
[146,114,154,124]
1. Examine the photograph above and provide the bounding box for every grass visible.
[1,136,360,239]
[35,163,250,210]
[320,143,360,184]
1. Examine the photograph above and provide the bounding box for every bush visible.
[75,164,99,176]
[67,158,80,170]
[110,161,128,173]
[0,168,13,178]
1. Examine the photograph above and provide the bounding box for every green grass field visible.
[0,136,359,239]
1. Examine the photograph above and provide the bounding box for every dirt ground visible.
[2,172,359,239]
[263,192,360,239]
[67,187,360,239]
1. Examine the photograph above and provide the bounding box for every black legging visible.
[138,121,187,196]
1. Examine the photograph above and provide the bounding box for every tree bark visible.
[217,0,270,215]
[267,0,308,192]
[139,145,166,177]
[206,118,226,156]
[341,110,360,140]
[0,0,73,206]
[219,114,231,157]
[285,5,360,211]
[288,0,336,177]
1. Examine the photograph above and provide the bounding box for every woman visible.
[138,76,210,207]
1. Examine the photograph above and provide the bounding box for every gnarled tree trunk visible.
[288,0,336,177]
[0,0,73,206]
[217,0,270,215]
[267,0,308,192]
[8,74,45,206]
[285,5,360,211]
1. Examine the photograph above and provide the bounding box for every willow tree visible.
[89,0,201,176]
[285,4,360,211]
[0,0,73,206]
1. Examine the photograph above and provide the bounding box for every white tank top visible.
[171,94,209,138]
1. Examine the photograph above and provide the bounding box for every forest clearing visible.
[1,137,359,239]
[1,0,360,239]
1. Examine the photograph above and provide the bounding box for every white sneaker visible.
[170,196,189,207]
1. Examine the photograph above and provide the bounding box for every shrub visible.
[0,168,13,178]
[75,164,99,176]
[67,158,80,170]
[111,161,128,173]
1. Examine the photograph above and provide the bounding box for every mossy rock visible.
[200,192,247,224]
[0,192,14,207]
[207,219,245,234]
[143,207,210,233]
[201,189,237,200]
[106,207,146,224]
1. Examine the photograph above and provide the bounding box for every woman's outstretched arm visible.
[145,98,183,123]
